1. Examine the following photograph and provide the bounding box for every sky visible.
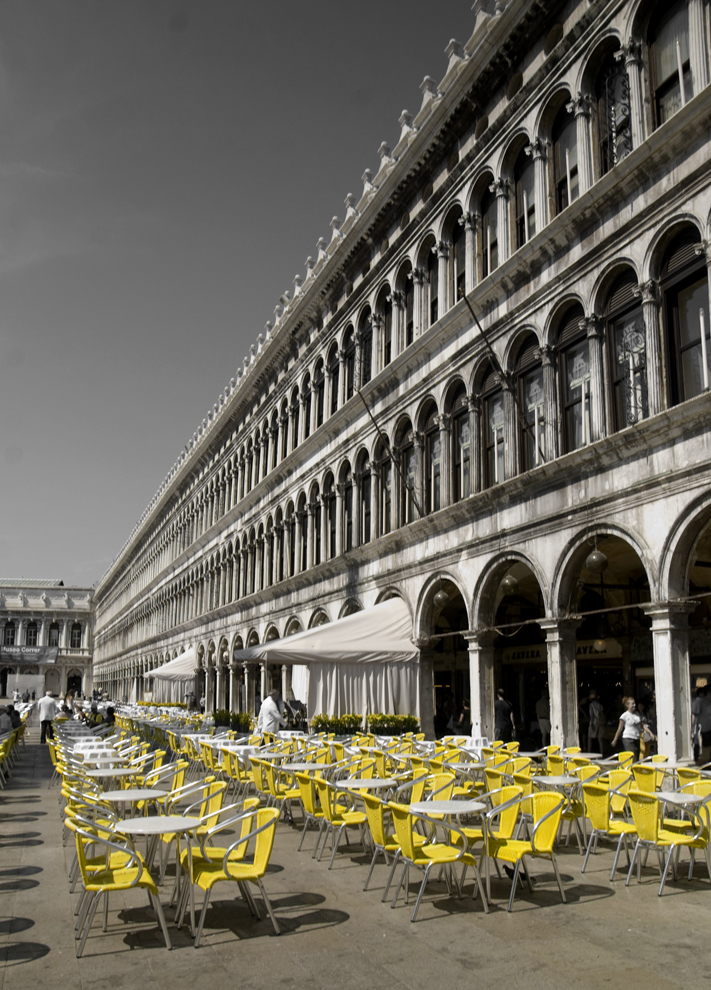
[0,0,477,588]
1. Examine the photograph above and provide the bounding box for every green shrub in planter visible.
[213,709,231,727]
[367,713,420,736]
[230,711,252,732]
[311,712,363,734]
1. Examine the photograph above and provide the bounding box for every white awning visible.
[148,648,197,681]
[231,597,417,666]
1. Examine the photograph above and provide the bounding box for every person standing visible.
[610,696,642,762]
[692,686,711,765]
[494,688,515,743]
[586,690,606,755]
[535,689,551,747]
[38,690,57,744]
[257,689,286,735]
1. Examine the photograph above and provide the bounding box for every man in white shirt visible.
[38,691,57,743]
[257,689,286,736]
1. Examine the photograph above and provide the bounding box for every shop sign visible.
[0,645,59,664]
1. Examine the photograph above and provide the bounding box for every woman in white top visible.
[611,697,642,763]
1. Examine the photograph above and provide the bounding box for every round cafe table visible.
[102,788,167,816]
[533,775,578,787]
[115,815,201,934]
[409,799,485,817]
[283,763,331,772]
[85,767,140,782]
[335,777,400,790]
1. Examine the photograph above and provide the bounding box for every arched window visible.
[515,335,545,470]
[327,345,340,415]
[274,509,284,583]
[605,270,647,429]
[557,304,590,451]
[649,0,692,128]
[399,430,417,524]
[514,147,536,248]
[25,622,38,646]
[291,387,300,450]
[422,403,441,514]
[661,228,710,404]
[280,401,289,460]
[376,287,392,368]
[552,102,578,213]
[450,385,471,502]
[261,426,269,479]
[314,359,325,428]
[452,213,466,302]
[343,328,356,401]
[245,440,253,493]
[358,458,371,543]
[286,504,295,577]
[425,239,439,326]
[376,441,392,535]
[71,623,82,649]
[359,311,372,386]
[302,376,312,440]
[270,411,279,470]
[594,49,633,175]
[297,494,308,572]
[340,465,354,551]
[312,486,321,565]
[3,622,15,646]
[324,473,337,559]
[481,184,498,278]
[48,622,59,647]
[481,363,506,486]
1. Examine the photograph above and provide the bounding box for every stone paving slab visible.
[2,723,711,989]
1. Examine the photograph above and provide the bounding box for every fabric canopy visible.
[149,648,197,682]
[232,598,420,719]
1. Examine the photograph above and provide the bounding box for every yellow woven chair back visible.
[627,788,660,841]
[608,770,632,815]
[388,802,419,860]
[530,792,565,853]
[362,793,390,847]
[547,754,565,775]
[582,782,613,832]
[631,763,664,792]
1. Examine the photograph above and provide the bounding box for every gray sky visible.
[0,1,476,587]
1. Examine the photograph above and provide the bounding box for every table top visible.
[283,763,330,772]
[534,775,578,786]
[409,799,485,816]
[335,777,399,789]
[655,791,707,805]
[515,751,546,758]
[656,761,697,770]
[116,814,201,835]
[85,768,139,778]
[102,788,167,802]
[443,761,485,771]
[568,752,605,760]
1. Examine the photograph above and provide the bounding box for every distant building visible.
[93,0,711,758]
[0,580,93,697]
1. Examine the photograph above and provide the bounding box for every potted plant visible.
[213,708,231,728]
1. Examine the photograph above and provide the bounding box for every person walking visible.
[692,685,711,765]
[611,696,643,762]
[586,689,605,755]
[38,690,57,744]
[257,689,286,735]
[494,688,515,743]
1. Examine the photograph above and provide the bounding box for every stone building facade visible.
[93,0,711,759]
[0,580,93,698]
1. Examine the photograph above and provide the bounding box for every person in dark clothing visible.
[494,688,515,743]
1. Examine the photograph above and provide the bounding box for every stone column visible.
[371,314,382,376]
[205,662,215,714]
[335,485,345,557]
[634,279,663,416]
[354,330,363,390]
[338,349,347,408]
[490,178,510,264]
[215,664,225,710]
[256,536,264,592]
[582,316,606,441]
[299,388,309,445]
[461,212,477,295]
[390,290,404,359]
[643,603,695,762]
[464,631,496,741]
[537,344,557,462]
[279,415,289,461]
[689,0,709,94]
[538,618,581,749]
[436,413,452,508]
[294,511,303,575]
[618,41,644,149]
[568,93,592,195]
[526,139,548,229]
[260,663,268,708]
[469,396,482,494]
[281,664,289,703]
[415,637,436,739]
[230,663,241,713]
[306,504,315,570]
[244,662,256,716]
[353,472,362,549]
[502,377,517,481]
[437,240,450,315]
[412,268,426,337]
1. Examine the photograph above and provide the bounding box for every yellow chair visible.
[486,791,566,911]
[631,763,665,792]
[626,789,707,895]
[313,777,367,868]
[581,782,637,879]
[617,750,635,769]
[72,822,171,957]
[387,802,488,920]
[186,806,281,944]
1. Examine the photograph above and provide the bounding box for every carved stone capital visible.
[389,290,405,308]
[459,211,478,232]
[410,267,426,285]
[534,343,555,367]
[566,92,591,118]
[433,240,450,260]
[434,413,452,432]
[695,241,711,267]
[616,38,642,66]
[467,394,481,414]
[525,138,546,161]
[489,176,510,198]
[633,279,660,306]
[580,315,603,339]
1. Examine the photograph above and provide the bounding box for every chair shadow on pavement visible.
[0,941,50,967]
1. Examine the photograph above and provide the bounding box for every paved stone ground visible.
[2,721,711,990]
